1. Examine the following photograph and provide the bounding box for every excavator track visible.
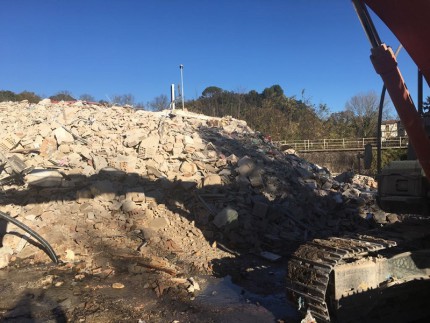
[287,219,430,322]
[286,235,397,322]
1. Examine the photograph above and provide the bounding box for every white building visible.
[381,120,406,139]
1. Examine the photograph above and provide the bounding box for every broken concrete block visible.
[305,179,318,190]
[122,200,138,213]
[148,217,169,230]
[249,171,264,188]
[54,127,74,145]
[38,98,51,105]
[203,174,222,186]
[40,137,57,158]
[92,155,108,171]
[0,246,13,269]
[179,161,197,175]
[237,156,255,176]
[25,169,63,187]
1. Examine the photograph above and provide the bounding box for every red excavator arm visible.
[353,0,430,181]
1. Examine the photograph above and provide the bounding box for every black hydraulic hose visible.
[377,85,386,174]
[0,210,59,264]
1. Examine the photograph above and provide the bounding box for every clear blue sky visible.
[0,0,427,112]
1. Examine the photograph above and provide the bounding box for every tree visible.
[50,90,75,101]
[149,94,169,111]
[135,102,145,110]
[202,86,223,98]
[424,96,430,112]
[325,110,355,138]
[345,91,385,138]
[0,90,17,102]
[111,93,135,106]
[262,84,284,99]
[79,93,95,102]
[17,91,41,103]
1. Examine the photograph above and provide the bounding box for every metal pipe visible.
[170,84,175,110]
[179,64,184,109]
[351,0,382,49]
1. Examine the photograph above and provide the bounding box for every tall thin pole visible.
[170,84,175,110]
[179,64,184,109]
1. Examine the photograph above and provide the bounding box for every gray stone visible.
[322,180,332,190]
[342,188,361,199]
[295,166,313,179]
[237,156,255,176]
[213,207,238,228]
[334,171,354,183]
[249,169,264,188]
[305,179,318,190]
[122,200,137,213]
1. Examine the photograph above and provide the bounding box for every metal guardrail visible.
[273,137,408,152]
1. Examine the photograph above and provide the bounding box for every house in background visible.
[381,120,406,139]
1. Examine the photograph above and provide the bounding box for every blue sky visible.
[0,0,427,112]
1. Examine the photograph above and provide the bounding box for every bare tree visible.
[345,91,391,138]
[112,94,135,106]
[149,94,169,111]
[79,93,95,102]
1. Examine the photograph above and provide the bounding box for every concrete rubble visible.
[0,100,395,294]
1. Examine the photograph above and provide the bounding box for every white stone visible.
[54,127,74,145]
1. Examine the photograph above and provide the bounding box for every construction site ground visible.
[0,100,427,322]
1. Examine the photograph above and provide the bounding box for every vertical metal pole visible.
[418,70,423,114]
[170,84,176,110]
[179,64,184,109]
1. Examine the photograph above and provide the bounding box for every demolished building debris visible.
[0,99,396,320]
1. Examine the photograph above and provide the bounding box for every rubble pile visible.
[0,100,393,279]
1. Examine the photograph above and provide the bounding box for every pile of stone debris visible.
[0,100,396,286]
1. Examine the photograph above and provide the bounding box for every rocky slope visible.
[0,100,395,321]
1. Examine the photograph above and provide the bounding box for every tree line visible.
[185,85,413,141]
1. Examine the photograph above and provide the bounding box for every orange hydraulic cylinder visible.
[371,44,430,181]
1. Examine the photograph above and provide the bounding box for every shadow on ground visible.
[0,124,421,322]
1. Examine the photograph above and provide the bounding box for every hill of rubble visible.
[0,99,396,321]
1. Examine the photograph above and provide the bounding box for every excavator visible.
[286,1,430,322]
